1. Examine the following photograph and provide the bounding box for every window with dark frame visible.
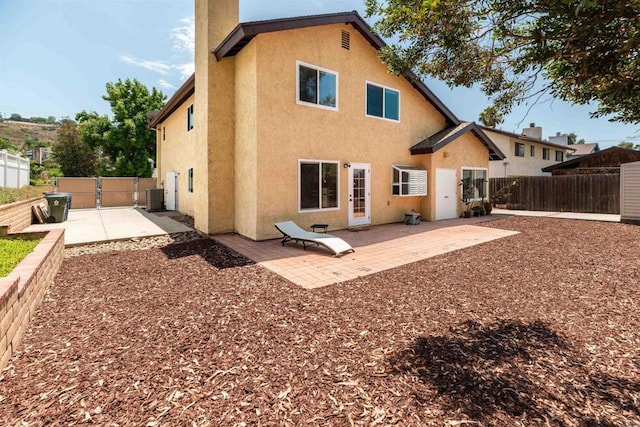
[555,150,564,162]
[187,104,194,131]
[530,145,535,157]
[543,148,550,160]
[187,168,193,193]
[515,142,525,157]
[162,127,165,141]
[299,161,338,211]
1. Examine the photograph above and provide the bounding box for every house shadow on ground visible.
[388,319,640,425]
[161,238,255,270]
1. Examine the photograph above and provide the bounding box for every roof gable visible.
[213,11,460,126]
[480,125,576,151]
[411,122,505,160]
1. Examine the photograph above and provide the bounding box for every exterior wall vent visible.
[341,30,350,50]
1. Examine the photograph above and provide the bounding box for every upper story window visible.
[162,127,166,141]
[187,167,193,193]
[187,104,194,131]
[515,142,525,157]
[530,145,535,157]
[366,82,400,121]
[543,148,550,160]
[556,150,564,162]
[297,61,338,110]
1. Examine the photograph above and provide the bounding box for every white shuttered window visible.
[392,165,427,196]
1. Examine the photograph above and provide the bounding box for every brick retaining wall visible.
[0,197,45,232]
[0,228,64,370]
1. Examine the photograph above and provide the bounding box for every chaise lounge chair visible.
[274,221,355,257]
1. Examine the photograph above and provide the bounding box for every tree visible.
[9,113,22,121]
[77,78,166,177]
[51,119,98,177]
[366,0,640,123]
[618,141,640,150]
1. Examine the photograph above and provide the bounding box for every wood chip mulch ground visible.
[0,216,639,426]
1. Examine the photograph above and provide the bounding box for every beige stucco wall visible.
[194,0,237,234]
[156,94,197,217]
[421,132,490,221]
[486,130,563,177]
[234,41,259,239]
[242,24,451,240]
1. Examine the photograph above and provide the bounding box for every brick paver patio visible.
[214,216,518,288]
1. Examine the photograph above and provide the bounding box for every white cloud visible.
[157,79,177,90]
[171,17,194,54]
[120,16,194,87]
[119,55,171,75]
[175,62,195,80]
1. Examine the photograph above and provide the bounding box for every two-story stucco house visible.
[149,0,505,240]
[484,124,575,178]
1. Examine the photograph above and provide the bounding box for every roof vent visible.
[341,30,350,50]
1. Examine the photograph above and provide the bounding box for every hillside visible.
[0,120,58,155]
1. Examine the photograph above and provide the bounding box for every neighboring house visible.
[566,142,600,159]
[31,146,51,165]
[483,124,575,178]
[149,0,504,240]
[542,146,640,175]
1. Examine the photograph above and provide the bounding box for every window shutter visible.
[407,169,427,195]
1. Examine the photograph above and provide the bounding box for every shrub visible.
[0,236,41,277]
[0,186,49,205]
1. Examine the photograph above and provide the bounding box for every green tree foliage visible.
[9,113,22,121]
[0,137,17,151]
[77,79,165,177]
[366,0,640,123]
[51,119,98,177]
[618,141,640,150]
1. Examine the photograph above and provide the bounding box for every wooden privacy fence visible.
[490,174,620,214]
[55,177,156,209]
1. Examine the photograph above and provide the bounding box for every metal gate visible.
[55,177,157,209]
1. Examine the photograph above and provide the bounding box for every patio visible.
[215,215,518,288]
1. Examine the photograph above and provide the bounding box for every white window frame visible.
[297,159,340,213]
[365,81,401,122]
[461,167,488,201]
[392,165,427,196]
[296,61,339,112]
[187,104,194,132]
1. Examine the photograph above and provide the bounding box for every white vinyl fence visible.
[0,150,30,188]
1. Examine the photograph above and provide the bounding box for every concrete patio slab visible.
[214,217,519,289]
[492,208,620,222]
[23,208,192,246]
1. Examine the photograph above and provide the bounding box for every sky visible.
[1,0,639,148]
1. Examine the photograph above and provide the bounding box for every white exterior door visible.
[165,172,177,211]
[348,163,371,227]
[435,168,458,220]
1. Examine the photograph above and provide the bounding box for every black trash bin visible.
[44,193,71,223]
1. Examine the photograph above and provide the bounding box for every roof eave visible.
[149,74,195,128]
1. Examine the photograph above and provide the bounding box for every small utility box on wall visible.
[621,161,640,225]
[404,212,421,225]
